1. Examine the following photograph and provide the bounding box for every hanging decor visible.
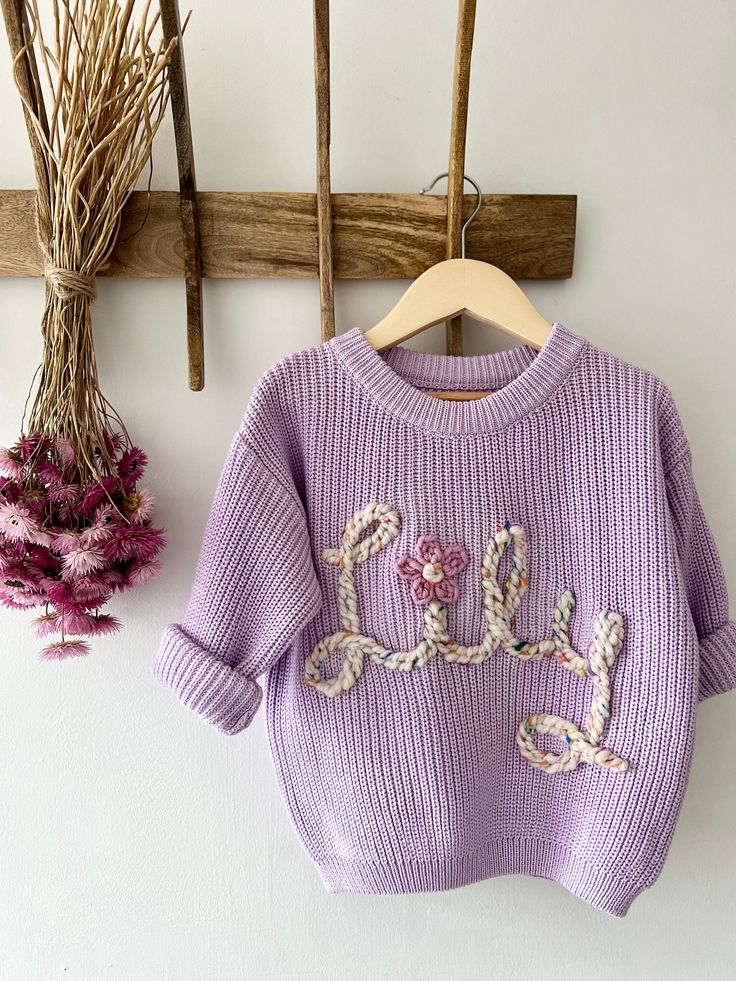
[0,0,176,660]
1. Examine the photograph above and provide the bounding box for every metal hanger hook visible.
[419,172,483,259]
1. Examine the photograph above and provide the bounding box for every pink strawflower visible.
[51,529,82,554]
[36,460,64,486]
[0,583,46,608]
[48,483,80,505]
[39,639,90,661]
[56,500,79,525]
[99,568,125,588]
[0,503,40,542]
[11,494,54,547]
[0,476,20,503]
[79,475,119,517]
[31,530,54,547]
[117,447,148,489]
[55,436,77,467]
[1,563,44,590]
[25,543,62,575]
[50,611,97,635]
[45,580,75,607]
[1,561,46,606]
[41,610,122,636]
[16,434,48,461]
[90,613,122,634]
[71,574,114,605]
[61,542,106,580]
[101,431,125,458]
[395,535,470,606]
[33,613,60,638]
[21,489,48,519]
[44,595,87,617]
[0,538,25,565]
[0,447,24,479]
[124,488,155,524]
[0,590,29,610]
[80,504,118,545]
[104,524,166,563]
[84,613,121,636]
[124,558,163,587]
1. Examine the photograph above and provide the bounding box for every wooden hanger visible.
[363,174,554,400]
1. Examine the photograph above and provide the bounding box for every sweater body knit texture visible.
[152,323,736,916]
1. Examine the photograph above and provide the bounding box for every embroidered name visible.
[304,502,628,775]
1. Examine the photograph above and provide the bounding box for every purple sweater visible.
[152,322,736,916]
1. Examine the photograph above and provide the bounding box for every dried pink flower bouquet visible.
[0,432,165,660]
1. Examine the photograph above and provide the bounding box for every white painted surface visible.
[1,2,735,978]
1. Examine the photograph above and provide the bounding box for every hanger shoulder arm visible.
[364,260,466,350]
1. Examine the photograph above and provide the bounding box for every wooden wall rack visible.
[0,0,577,390]
[0,189,576,282]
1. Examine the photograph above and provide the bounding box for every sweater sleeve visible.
[151,426,322,734]
[659,387,736,702]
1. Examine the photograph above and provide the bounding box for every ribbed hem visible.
[315,837,649,917]
[152,623,262,734]
[331,322,588,435]
[698,620,736,701]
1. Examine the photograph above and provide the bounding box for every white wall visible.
[1,2,735,978]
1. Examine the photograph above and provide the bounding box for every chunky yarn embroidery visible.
[304,502,628,775]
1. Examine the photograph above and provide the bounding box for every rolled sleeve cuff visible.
[698,621,736,702]
[152,623,263,734]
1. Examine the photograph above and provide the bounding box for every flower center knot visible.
[422,561,444,584]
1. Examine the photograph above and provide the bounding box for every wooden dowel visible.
[313,0,335,342]
[446,0,477,355]
[159,0,204,392]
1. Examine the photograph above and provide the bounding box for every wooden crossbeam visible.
[0,190,576,280]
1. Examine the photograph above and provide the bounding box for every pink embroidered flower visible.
[395,534,469,606]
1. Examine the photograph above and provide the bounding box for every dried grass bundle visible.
[8,0,176,484]
[0,0,175,659]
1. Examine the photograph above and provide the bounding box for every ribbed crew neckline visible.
[331,321,588,435]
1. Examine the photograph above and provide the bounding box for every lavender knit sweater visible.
[152,323,736,916]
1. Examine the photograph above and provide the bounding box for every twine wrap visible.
[44,264,97,302]
[305,503,629,775]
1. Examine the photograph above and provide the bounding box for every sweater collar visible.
[331,322,587,436]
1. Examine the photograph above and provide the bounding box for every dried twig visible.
[159,1,203,390]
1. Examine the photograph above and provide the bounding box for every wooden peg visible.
[313,0,335,341]
[159,0,204,391]
[446,0,477,355]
